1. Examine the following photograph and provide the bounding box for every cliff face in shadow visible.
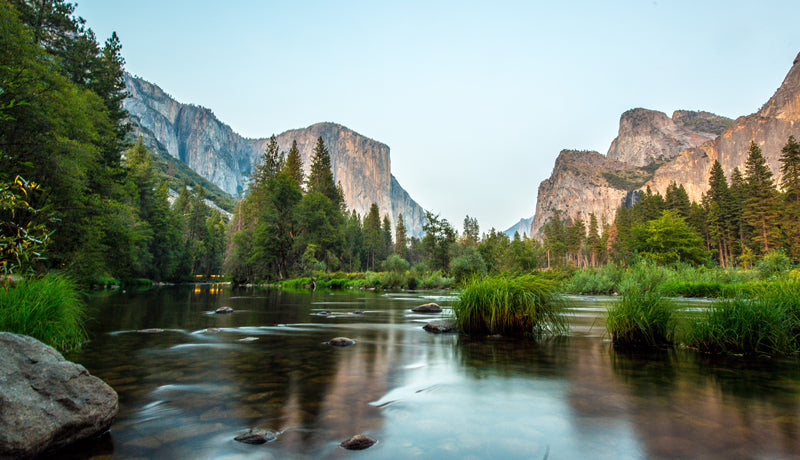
[123,74,426,236]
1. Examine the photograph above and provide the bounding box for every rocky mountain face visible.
[123,74,426,236]
[520,51,800,240]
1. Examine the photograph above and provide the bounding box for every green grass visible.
[606,260,675,348]
[453,274,567,337]
[0,274,87,351]
[563,263,623,295]
[687,280,800,356]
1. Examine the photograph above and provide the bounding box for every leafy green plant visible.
[453,274,566,337]
[0,274,86,351]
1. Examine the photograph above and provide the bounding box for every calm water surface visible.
[62,286,800,459]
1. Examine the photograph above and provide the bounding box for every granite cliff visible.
[519,52,800,240]
[123,74,426,236]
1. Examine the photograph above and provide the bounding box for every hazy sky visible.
[75,0,800,233]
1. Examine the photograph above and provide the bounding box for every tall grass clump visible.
[453,274,567,337]
[0,274,87,351]
[606,260,675,348]
[688,280,800,355]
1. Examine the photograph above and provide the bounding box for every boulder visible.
[214,306,234,314]
[423,319,457,334]
[340,434,377,450]
[0,333,118,459]
[327,337,356,347]
[412,303,442,313]
[234,429,276,444]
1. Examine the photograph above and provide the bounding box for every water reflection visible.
[59,287,800,459]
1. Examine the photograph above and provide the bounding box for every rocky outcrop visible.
[123,74,426,236]
[520,52,800,240]
[503,217,533,238]
[0,333,118,459]
[606,108,723,167]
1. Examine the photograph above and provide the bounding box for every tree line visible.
[1,1,223,283]
[542,137,800,269]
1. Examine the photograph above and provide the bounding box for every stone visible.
[340,434,377,450]
[214,306,234,314]
[234,429,276,445]
[137,328,163,333]
[412,303,442,313]
[0,333,118,458]
[327,337,356,347]
[238,337,259,343]
[204,327,221,334]
[423,319,457,333]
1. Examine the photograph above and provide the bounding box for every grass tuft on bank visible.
[453,274,567,337]
[0,274,87,351]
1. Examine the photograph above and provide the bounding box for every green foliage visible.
[0,176,52,280]
[453,274,567,337]
[744,141,780,254]
[0,273,86,351]
[601,169,652,191]
[563,263,623,295]
[687,284,799,356]
[382,254,410,273]
[449,245,487,284]
[756,249,791,279]
[606,260,675,348]
[636,211,707,265]
[422,211,456,272]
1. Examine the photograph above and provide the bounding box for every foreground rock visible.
[340,434,377,450]
[412,303,442,313]
[234,429,276,444]
[423,319,457,334]
[327,337,356,347]
[214,306,234,314]
[0,333,118,458]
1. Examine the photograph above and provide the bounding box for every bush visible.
[606,260,675,348]
[0,274,87,351]
[417,271,454,289]
[453,274,567,337]
[449,246,487,284]
[756,250,792,279]
[382,254,410,273]
[564,263,623,294]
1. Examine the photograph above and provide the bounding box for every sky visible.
[74,0,800,233]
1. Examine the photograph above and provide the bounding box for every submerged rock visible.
[412,303,442,313]
[238,337,259,343]
[423,319,457,334]
[234,429,276,444]
[327,337,356,347]
[137,328,163,333]
[340,434,377,450]
[0,333,118,458]
[214,306,234,314]
[204,327,221,334]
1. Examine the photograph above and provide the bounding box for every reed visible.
[0,274,87,351]
[453,274,567,337]
[606,260,675,348]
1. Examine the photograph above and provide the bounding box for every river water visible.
[62,285,800,459]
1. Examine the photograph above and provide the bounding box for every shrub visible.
[606,260,675,348]
[564,263,623,294]
[417,271,454,289]
[449,246,487,284]
[382,254,410,273]
[756,250,792,279]
[453,274,567,337]
[0,274,86,351]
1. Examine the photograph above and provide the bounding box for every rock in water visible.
[423,319,457,333]
[0,333,118,458]
[340,434,377,450]
[412,303,442,313]
[327,337,356,347]
[234,429,277,444]
[214,306,234,314]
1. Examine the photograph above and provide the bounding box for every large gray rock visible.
[0,333,118,459]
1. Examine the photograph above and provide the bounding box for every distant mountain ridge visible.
[510,51,800,240]
[123,73,426,236]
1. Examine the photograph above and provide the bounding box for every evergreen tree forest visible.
[1,1,223,284]
[542,137,800,269]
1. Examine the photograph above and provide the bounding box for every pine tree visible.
[665,182,691,218]
[394,213,408,259]
[253,135,283,188]
[704,160,734,266]
[362,203,382,270]
[283,139,304,188]
[780,135,800,258]
[587,213,601,267]
[743,141,780,254]
[307,136,340,206]
[462,215,480,247]
[729,167,747,254]
[382,215,393,260]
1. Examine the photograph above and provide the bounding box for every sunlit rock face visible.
[123,74,426,236]
[522,52,800,239]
